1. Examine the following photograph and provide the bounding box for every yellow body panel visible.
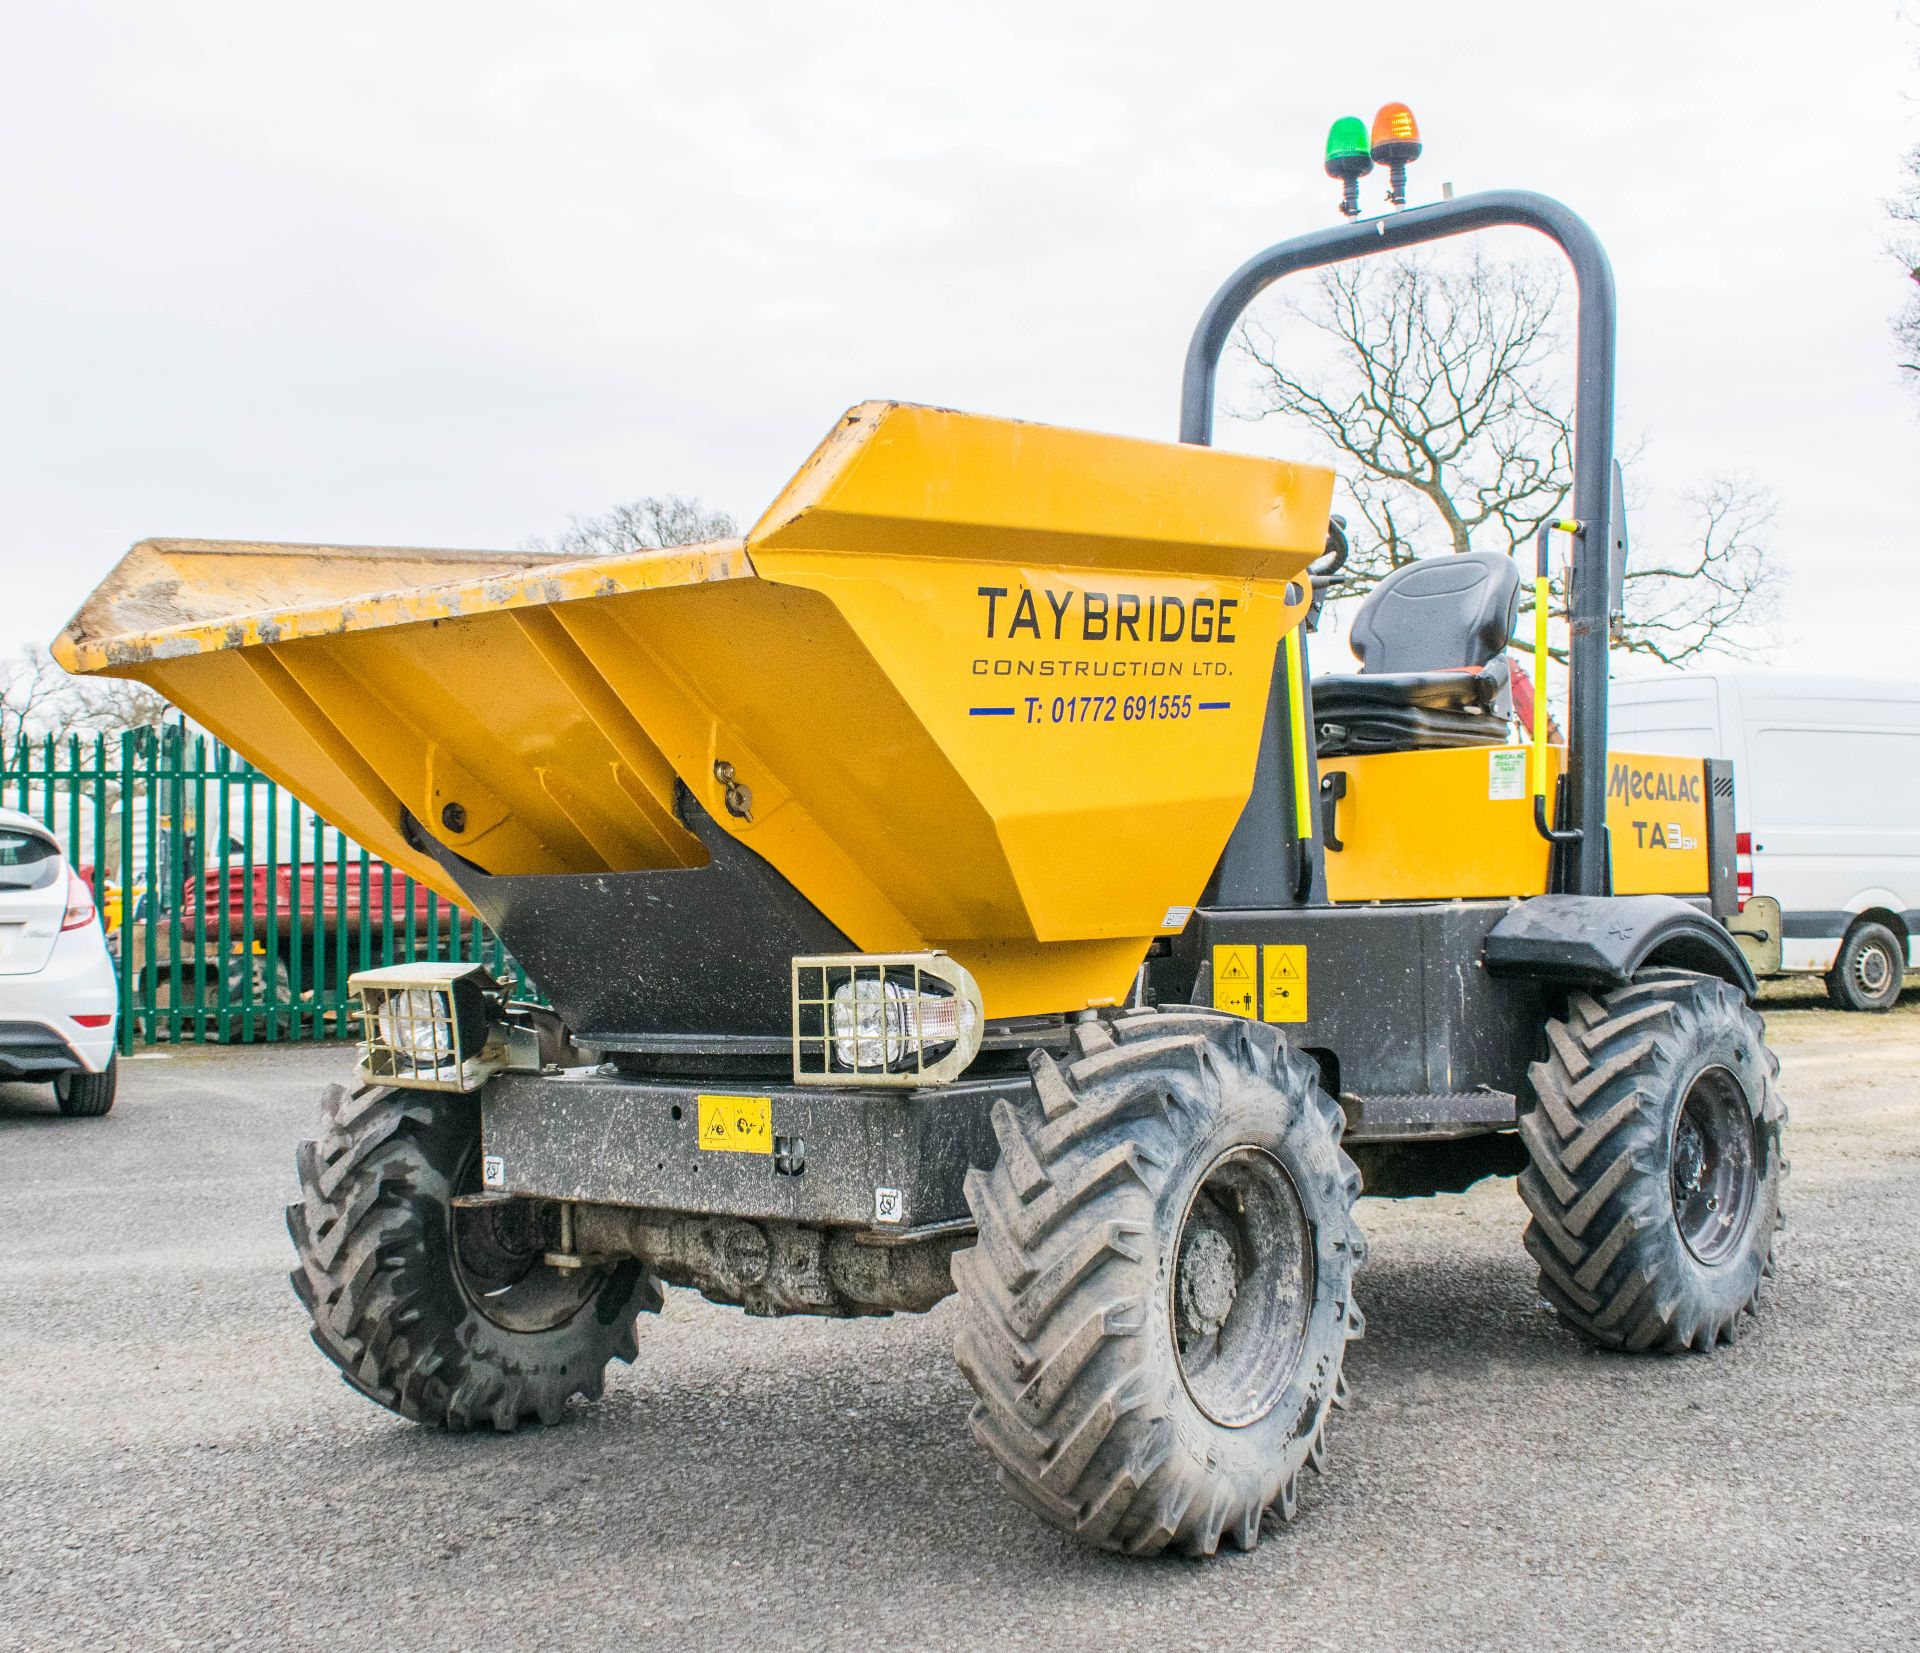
[56,402,1333,1018]
[1605,751,1712,895]
[1320,744,1711,902]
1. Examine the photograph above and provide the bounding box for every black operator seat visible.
[1312,551,1520,756]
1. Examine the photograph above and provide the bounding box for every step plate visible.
[1341,1089,1518,1142]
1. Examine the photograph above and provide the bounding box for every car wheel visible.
[55,1057,118,1118]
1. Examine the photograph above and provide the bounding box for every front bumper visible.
[481,1068,1026,1231]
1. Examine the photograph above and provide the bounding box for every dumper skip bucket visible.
[57,403,1333,1019]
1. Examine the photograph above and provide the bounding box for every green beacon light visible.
[1324,116,1373,219]
[1328,116,1374,217]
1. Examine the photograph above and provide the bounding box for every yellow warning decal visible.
[1262,944,1307,1023]
[696,1094,773,1154]
[1212,944,1258,1019]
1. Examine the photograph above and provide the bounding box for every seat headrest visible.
[1349,551,1521,674]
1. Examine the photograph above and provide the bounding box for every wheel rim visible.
[1169,1146,1314,1429]
[1670,1066,1759,1266]
[449,1149,604,1334]
[1853,939,1895,997]
[226,956,285,1000]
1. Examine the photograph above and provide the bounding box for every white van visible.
[1610,671,1920,1010]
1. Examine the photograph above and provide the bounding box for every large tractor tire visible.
[1824,920,1905,1013]
[953,1010,1365,1557]
[1519,970,1785,1353]
[287,1082,659,1430]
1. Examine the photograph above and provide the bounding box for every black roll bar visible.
[1178,189,1617,897]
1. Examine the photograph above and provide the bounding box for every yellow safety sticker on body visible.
[1212,944,1258,1019]
[697,1094,773,1154]
[1262,944,1307,1023]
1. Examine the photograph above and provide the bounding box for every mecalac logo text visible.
[1608,762,1702,805]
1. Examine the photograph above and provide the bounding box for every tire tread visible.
[286,1082,655,1431]
[954,1010,1363,1555]
[1517,973,1784,1354]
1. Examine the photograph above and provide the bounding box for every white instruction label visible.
[1160,905,1193,932]
[874,1187,905,1224]
[481,1154,506,1189]
[1488,749,1527,802]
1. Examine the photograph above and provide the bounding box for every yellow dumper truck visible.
[57,163,1783,1556]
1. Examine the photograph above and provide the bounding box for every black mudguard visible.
[1483,894,1757,999]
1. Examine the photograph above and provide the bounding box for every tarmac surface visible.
[1,987,1916,1652]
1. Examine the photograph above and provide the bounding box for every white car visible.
[0,806,119,1114]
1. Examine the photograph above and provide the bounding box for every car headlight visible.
[792,953,984,1087]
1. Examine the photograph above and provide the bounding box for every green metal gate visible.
[2,723,536,1052]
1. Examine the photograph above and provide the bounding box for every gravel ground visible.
[1,987,1916,1652]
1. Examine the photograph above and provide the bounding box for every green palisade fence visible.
[2,723,537,1052]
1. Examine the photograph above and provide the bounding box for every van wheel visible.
[1825,922,1905,1012]
[952,1011,1365,1556]
[54,1058,118,1118]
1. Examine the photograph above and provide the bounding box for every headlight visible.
[375,986,460,1068]
[793,953,985,1087]
[351,962,499,1091]
[830,976,979,1070]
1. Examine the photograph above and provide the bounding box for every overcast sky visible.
[4,2,1914,675]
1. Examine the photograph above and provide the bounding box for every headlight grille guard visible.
[349,962,534,1093]
[791,952,985,1088]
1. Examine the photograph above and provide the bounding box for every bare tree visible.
[526,495,737,559]
[75,673,174,737]
[1892,144,1920,384]
[1236,251,1780,663]
[1,649,76,750]
[1616,477,1779,667]
[2,647,172,751]
[1241,253,1572,583]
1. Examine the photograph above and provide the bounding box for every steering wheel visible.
[1307,515,1350,589]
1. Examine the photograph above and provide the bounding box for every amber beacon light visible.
[1370,102,1422,207]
